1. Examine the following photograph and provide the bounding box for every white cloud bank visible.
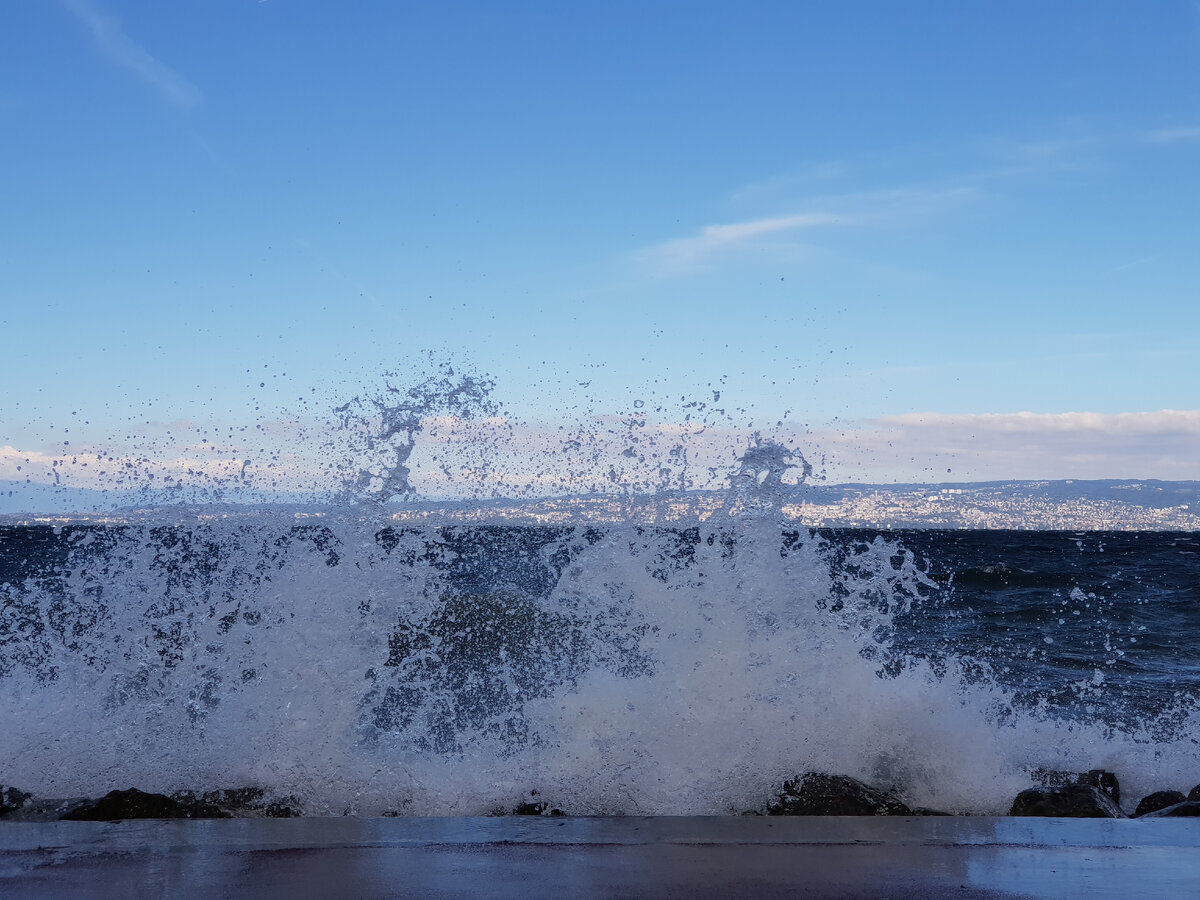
[875,409,1200,435]
[811,410,1200,483]
[4,409,1196,512]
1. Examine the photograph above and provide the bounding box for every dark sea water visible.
[2,515,1198,816]
[886,530,1200,728]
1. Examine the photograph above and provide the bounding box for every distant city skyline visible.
[2,1,1197,497]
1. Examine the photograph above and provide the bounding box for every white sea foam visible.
[3,501,1197,816]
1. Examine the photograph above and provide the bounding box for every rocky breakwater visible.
[758,769,1200,819]
[487,769,1200,819]
[0,785,299,821]
[1009,770,1200,818]
[1010,769,1125,818]
[7,771,1200,819]
[765,773,949,816]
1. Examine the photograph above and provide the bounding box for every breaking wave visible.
[2,368,1197,814]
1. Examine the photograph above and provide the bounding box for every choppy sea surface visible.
[2,511,1197,816]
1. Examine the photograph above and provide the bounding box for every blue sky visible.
[2,1,1199,497]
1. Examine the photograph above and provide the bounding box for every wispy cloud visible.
[1145,126,1200,144]
[999,135,1099,172]
[639,120,1123,281]
[681,213,848,247]
[1107,254,1162,274]
[728,161,853,205]
[636,211,850,276]
[61,0,202,109]
[636,184,977,278]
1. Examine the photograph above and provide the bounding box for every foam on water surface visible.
[5,511,1198,815]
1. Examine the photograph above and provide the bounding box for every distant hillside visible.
[780,479,1200,530]
[791,479,1200,510]
[4,478,1198,529]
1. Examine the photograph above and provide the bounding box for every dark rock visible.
[173,787,299,818]
[60,788,230,821]
[204,787,301,818]
[1188,784,1200,802]
[1082,770,1120,806]
[512,801,564,816]
[1,786,32,817]
[1010,784,1127,818]
[203,787,268,810]
[1140,801,1200,818]
[768,773,912,816]
[1134,790,1186,817]
[511,791,564,816]
[1031,768,1120,806]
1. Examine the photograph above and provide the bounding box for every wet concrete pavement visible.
[3,816,1199,898]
